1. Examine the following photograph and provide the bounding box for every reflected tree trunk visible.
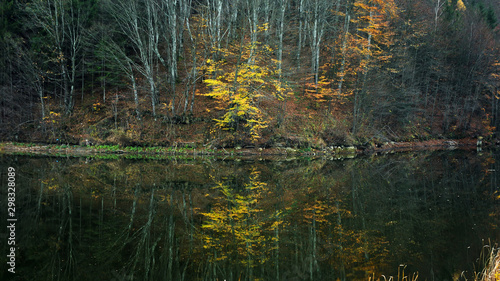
[129,188,156,279]
[337,200,346,281]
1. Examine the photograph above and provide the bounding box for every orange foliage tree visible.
[306,0,398,120]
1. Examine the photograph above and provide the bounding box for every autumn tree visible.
[304,0,398,128]
[203,25,286,143]
[349,0,398,133]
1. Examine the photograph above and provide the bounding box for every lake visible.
[0,150,499,281]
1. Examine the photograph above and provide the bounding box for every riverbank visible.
[0,141,356,159]
[0,137,481,159]
[366,137,479,152]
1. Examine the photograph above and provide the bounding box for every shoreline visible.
[0,138,482,159]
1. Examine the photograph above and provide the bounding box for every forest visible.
[0,0,499,148]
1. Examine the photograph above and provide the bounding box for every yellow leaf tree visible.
[203,26,286,143]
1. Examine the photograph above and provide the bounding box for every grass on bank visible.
[473,244,500,281]
[369,245,499,281]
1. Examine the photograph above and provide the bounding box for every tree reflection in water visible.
[0,151,499,281]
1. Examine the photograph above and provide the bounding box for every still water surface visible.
[0,150,499,281]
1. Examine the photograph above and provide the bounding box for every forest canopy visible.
[0,0,499,147]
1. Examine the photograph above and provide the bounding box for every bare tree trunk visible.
[353,10,372,134]
[81,56,85,102]
[131,72,140,119]
[109,0,158,117]
[205,0,223,62]
[101,49,106,102]
[263,0,271,39]
[277,0,287,125]
[434,0,445,32]
[310,0,325,86]
[167,0,178,116]
[228,0,240,41]
[247,0,261,64]
[335,12,350,112]
[62,63,71,114]
[297,0,305,69]
[184,15,199,114]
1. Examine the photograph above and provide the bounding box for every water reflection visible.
[0,151,499,281]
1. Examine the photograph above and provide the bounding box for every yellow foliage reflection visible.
[201,168,280,268]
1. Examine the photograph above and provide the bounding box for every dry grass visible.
[368,245,499,281]
[368,265,419,281]
[475,245,500,281]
